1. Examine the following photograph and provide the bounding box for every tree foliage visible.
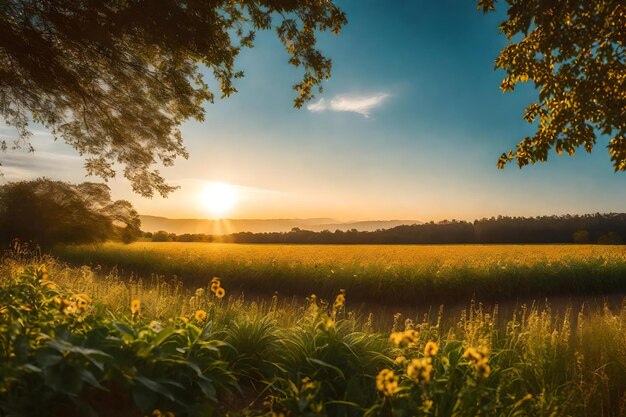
[478,0,626,170]
[0,0,346,197]
[0,178,141,247]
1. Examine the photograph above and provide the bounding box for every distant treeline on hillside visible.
[144,213,626,244]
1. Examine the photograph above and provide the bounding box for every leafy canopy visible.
[0,0,346,197]
[0,178,141,247]
[479,0,626,170]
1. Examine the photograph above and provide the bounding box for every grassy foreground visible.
[56,242,626,306]
[3,250,626,416]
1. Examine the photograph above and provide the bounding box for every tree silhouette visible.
[0,0,346,197]
[0,178,141,248]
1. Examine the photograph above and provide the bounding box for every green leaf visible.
[134,376,175,401]
[306,358,345,379]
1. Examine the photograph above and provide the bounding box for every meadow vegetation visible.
[3,246,626,416]
[56,242,626,307]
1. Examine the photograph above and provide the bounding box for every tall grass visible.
[55,242,626,306]
[3,248,626,415]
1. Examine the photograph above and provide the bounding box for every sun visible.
[200,182,238,217]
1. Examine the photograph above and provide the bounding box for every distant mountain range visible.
[140,215,422,235]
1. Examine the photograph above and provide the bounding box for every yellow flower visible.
[394,355,406,365]
[317,316,334,331]
[463,346,489,364]
[194,309,207,321]
[214,286,225,299]
[59,299,74,315]
[38,264,48,281]
[131,299,141,316]
[403,329,419,346]
[424,341,439,356]
[390,329,420,347]
[151,410,163,417]
[334,293,346,309]
[210,277,221,293]
[476,362,491,379]
[390,331,405,346]
[72,294,91,312]
[301,377,317,391]
[376,369,399,396]
[407,357,433,383]
[463,346,491,378]
[308,293,319,313]
[41,279,58,290]
[422,399,434,412]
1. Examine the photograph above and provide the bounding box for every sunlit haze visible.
[199,182,238,217]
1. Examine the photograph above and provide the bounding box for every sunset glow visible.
[200,182,238,217]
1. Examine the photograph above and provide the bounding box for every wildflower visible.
[333,290,346,311]
[376,369,399,396]
[475,362,491,379]
[424,341,439,357]
[463,346,490,379]
[149,320,163,333]
[194,309,207,321]
[308,293,319,314]
[149,411,173,417]
[407,357,433,383]
[72,294,91,312]
[214,287,225,299]
[390,329,420,347]
[394,355,407,365]
[195,288,205,297]
[390,331,405,346]
[422,400,434,412]
[317,316,334,331]
[210,277,221,293]
[404,329,419,346]
[131,299,141,316]
[59,299,74,315]
[301,377,317,391]
[41,279,58,290]
[38,264,48,281]
[463,346,489,364]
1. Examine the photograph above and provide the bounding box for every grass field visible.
[3,249,626,416]
[55,242,626,308]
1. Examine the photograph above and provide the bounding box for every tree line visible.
[147,213,626,245]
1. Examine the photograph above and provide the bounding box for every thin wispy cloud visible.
[0,151,82,181]
[307,93,390,117]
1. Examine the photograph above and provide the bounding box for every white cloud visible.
[307,93,390,117]
[0,151,83,181]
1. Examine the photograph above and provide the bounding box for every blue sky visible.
[2,0,626,221]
